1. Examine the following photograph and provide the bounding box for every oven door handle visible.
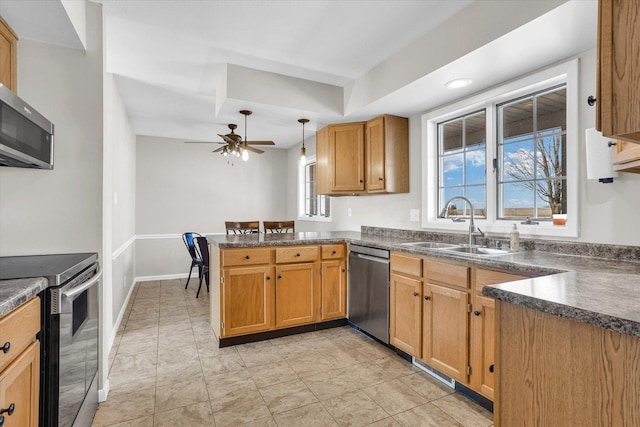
[62,266,102,300]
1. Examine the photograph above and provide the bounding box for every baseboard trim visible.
[219,319,348,347]
[98,379,109,403]
[108,277,137,351]
[136,273,190,282]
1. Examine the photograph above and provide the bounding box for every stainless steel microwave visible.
[0,83,54,169]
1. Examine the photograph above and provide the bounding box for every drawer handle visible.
[0,342,9,353]
[245,255,250,260]
[424,296,430,301]
[489,364,495,373]
[413,292,419,297]
[0,404,14,416]
[474,310,481,316]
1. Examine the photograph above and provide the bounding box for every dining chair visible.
[225,221,260,234]
[181,232,203,290]
[193,236,210,298]
[263,220,295,233]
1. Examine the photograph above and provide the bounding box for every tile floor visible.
[92,279,494,427]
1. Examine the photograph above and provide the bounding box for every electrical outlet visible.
[348,208,352,217]
[410,209,420,222]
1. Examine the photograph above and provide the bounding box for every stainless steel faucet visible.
[439,195,485,246]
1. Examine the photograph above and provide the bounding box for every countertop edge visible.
[0,277,47,317]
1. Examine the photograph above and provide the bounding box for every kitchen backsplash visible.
[361,226,640,263]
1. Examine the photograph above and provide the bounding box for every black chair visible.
[182,232,203,290]
[194,236,210,298]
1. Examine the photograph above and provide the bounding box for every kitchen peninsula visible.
[208,228,640,422]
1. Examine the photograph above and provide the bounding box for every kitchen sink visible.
[401,241,459,249]
[440,246,511,256]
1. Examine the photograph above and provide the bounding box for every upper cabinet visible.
[0,17,18,92]
[316,114,409,196]
[596,0,640,145]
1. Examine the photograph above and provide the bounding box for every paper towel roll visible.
[585,128,618,182]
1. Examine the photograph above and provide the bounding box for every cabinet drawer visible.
[321,244,344,259]
[276,246,319,264]
[0,297,40,372]
[425,259,469,289]
[222,248,272,267]
[390,253,422,277]
[474,268,527,295]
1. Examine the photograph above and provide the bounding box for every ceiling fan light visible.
[242,149,249,161]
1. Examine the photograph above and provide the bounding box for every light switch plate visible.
[410,209,420,222]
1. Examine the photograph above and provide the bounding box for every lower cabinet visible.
[390,272,422,357]
[469,295,496,399]
[213,244,346,340]
[275,262,320,328]
[0,297,40,427]
[422,283,469,383]
[222,265,274,337]
[0,341,40,427]
[320,259,347,321]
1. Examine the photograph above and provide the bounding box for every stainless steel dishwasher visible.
[348,245,390,344]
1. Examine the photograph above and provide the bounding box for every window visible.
[438,111,487,219]
[299,156,331,220]
[498,86,566,220]
[423,60,578,237]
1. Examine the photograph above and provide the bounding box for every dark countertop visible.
[0,277,47,317]
[209,231,640,339]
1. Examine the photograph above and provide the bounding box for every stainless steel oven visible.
[0,253,100,427]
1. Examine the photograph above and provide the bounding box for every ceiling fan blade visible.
[244,146,264,154]
[184,141,225,144]
[218,134,236,144]
[212,146,226,153]
[245,141,275,145]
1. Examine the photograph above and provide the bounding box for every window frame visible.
[422,59,579,238]
[298,155,332,222]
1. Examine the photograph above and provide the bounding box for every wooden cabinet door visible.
[222,266,274,337]
[470,295,495,400]
[275,263,320,328]
[0,341,39,427]
[390,273,422,357]
[366,116,386,192]
[329,123,365,192]
[320,259,347,321]
[612,140,640,173]
[0,17,17,93]
[422,283,469,382]
[597,0,640,143]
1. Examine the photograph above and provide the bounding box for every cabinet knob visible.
[0,415,4,425]
[0,404,14,416]
[296,253,301,257]
[489,364,495,373]
[266,276,271,280]
[359,179,363,183]
[424,296,430,301]
[342,269,346,273]
[332,250,336,255]
[277,275,282,279]
[1,342,9,353]
[378,177,383,181]
[245,255,250,260]
[413,292,419,297]
[587,95,596,106]
[474,310,481,316]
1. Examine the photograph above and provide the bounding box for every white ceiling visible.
[2,0,598,149]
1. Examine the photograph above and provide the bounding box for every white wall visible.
[0,10,103,256]
[103,70,136,352]
[290,48,640,246]
[135,136,288,277]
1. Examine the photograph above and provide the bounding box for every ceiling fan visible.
[184,110,275,161]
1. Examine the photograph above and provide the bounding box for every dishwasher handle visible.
[352,253,390,264]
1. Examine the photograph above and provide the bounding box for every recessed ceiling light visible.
[445,78,472,89]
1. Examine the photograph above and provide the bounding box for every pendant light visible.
[241,110,251,162]
[299,118,309,164]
